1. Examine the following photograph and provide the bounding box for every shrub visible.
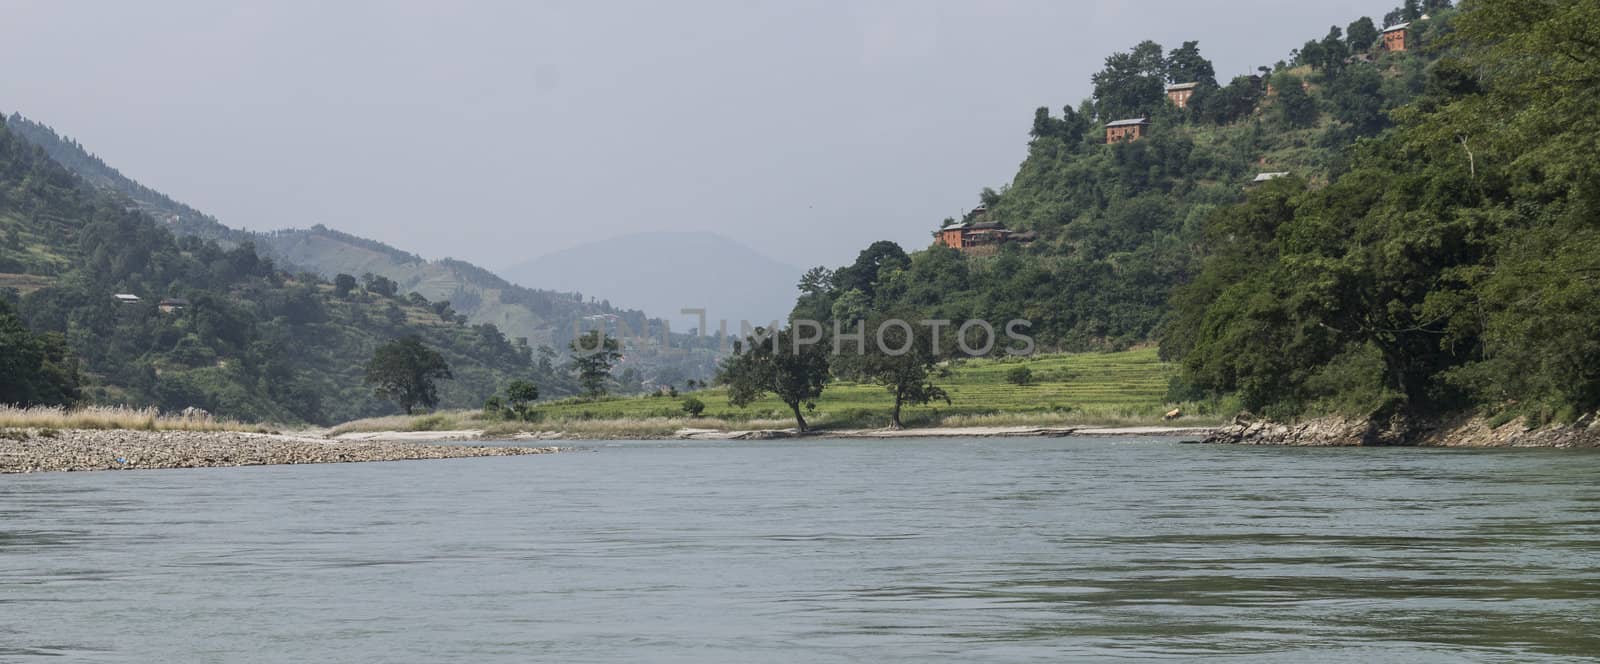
[1006,366,1034,386]
[681,397,706,417]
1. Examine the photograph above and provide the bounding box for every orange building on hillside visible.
[1165,82,1198,109]
[1105,118,1150,143]
[1382,23,1409,52]
[934,219,1037,253]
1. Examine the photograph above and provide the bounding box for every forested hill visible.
[798,2,1451,351]
[805,0,1599,427]
[1166,0,1599,425]
[1,113,673,355]
[0,116,602,424]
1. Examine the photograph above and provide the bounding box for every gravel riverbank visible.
[0,429,559,473]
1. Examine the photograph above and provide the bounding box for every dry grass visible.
[326,410,483,436]
[0,405,263,432]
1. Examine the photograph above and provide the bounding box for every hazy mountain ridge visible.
[1,113,679,353]
[503,231,802,329]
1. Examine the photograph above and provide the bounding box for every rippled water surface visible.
[3,437,1599,662]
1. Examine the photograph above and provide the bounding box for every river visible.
[3,436,1598,662]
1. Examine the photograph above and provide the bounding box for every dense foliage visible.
[0,297,79,406]
[0,117,570,423]
[798,8,1442,352]
[364,336,454,414]
[1165,0,1600,423]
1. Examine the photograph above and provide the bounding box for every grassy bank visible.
[0,406,266,433]
[330,348,1234,437]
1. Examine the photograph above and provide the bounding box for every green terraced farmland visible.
[529,346,1213,429]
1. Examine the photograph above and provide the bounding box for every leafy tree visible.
[504,379,539,420]
[1273,74,1318,127]
[362,273,398,298]
[1006,365,1034,386]
[1165,41,1216,86]
[681,397,705,417]
[832,240,909,300]
[1091,40,1167,121]
[1204,75,1265,125]
[1326,64,1386,135]
[364,335,453,414]
[569,330,621,398]
[832,312,950,429]
[1347,16,1380,51]
[719,325,830,431]
[333,273,357,298]
[1318,26,1349,74]
[0,299,80,406]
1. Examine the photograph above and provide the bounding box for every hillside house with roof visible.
[1382,23,1409,51]
[1105,118,1149,143]
[158,297,190,314]
[934,220,1037,253]
[1249,172,1290,187]
[1165,83,1198,109]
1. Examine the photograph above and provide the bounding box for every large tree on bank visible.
[364,335,453,414]
[719,326,831,431]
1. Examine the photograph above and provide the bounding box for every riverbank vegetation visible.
[1165,1,1600,426]
[0,405,262,433]
[329,348,1230,436]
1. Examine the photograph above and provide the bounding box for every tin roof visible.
[1105,118,1150,128]
[1382,22,1410,32]
[1252,172,1290,183]
[1166,82,1199,91]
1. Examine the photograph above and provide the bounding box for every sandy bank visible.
[328,424,1216,443]
[0,429,559,474]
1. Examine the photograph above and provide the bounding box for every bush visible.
[681,397,705,417]
[1006,366,1034,386]
[483,396,506,419]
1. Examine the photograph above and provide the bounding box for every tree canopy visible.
[364,336,453,414]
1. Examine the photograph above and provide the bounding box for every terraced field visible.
[531,347,1212,428]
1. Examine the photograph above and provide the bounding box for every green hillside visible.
[0,116,577,424]
[797,8,1444,351]
[2,113,718,381]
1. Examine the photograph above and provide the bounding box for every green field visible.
[331,347,1232,436]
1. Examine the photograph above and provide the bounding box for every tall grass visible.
[0,405,262,432]
[327,410,484,436]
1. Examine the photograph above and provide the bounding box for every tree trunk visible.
[889,391,904,430]
[789,401,809,432]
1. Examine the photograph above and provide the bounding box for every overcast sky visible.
[2,0,1383,271]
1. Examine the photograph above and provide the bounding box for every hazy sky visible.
[2,1,1382,271]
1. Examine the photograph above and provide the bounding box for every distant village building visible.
[1381,23,1410,52]
[113,293,142,304]
[934,219,1037,254]
[1250,172,1290,186]
[1165,82,1198,109]
[1105,118,1150,143]
[158,297,190,313]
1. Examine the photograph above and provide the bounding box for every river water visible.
[3,437,1598,662]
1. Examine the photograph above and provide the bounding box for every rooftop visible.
[1252,172,1290,183]
[1105,118,1150,128]
[1382,22,1410,32]
[1166,82,1199,91]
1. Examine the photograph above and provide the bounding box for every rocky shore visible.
[0,429,559,473]
[1204,412,1600,448]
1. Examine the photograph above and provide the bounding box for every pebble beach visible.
[0,429,559,473]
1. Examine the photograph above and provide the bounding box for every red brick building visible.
[933,220,1037,252]
[1165,82,1198,109]
[1381,23,1409,52]
[1105,118,1150,143]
